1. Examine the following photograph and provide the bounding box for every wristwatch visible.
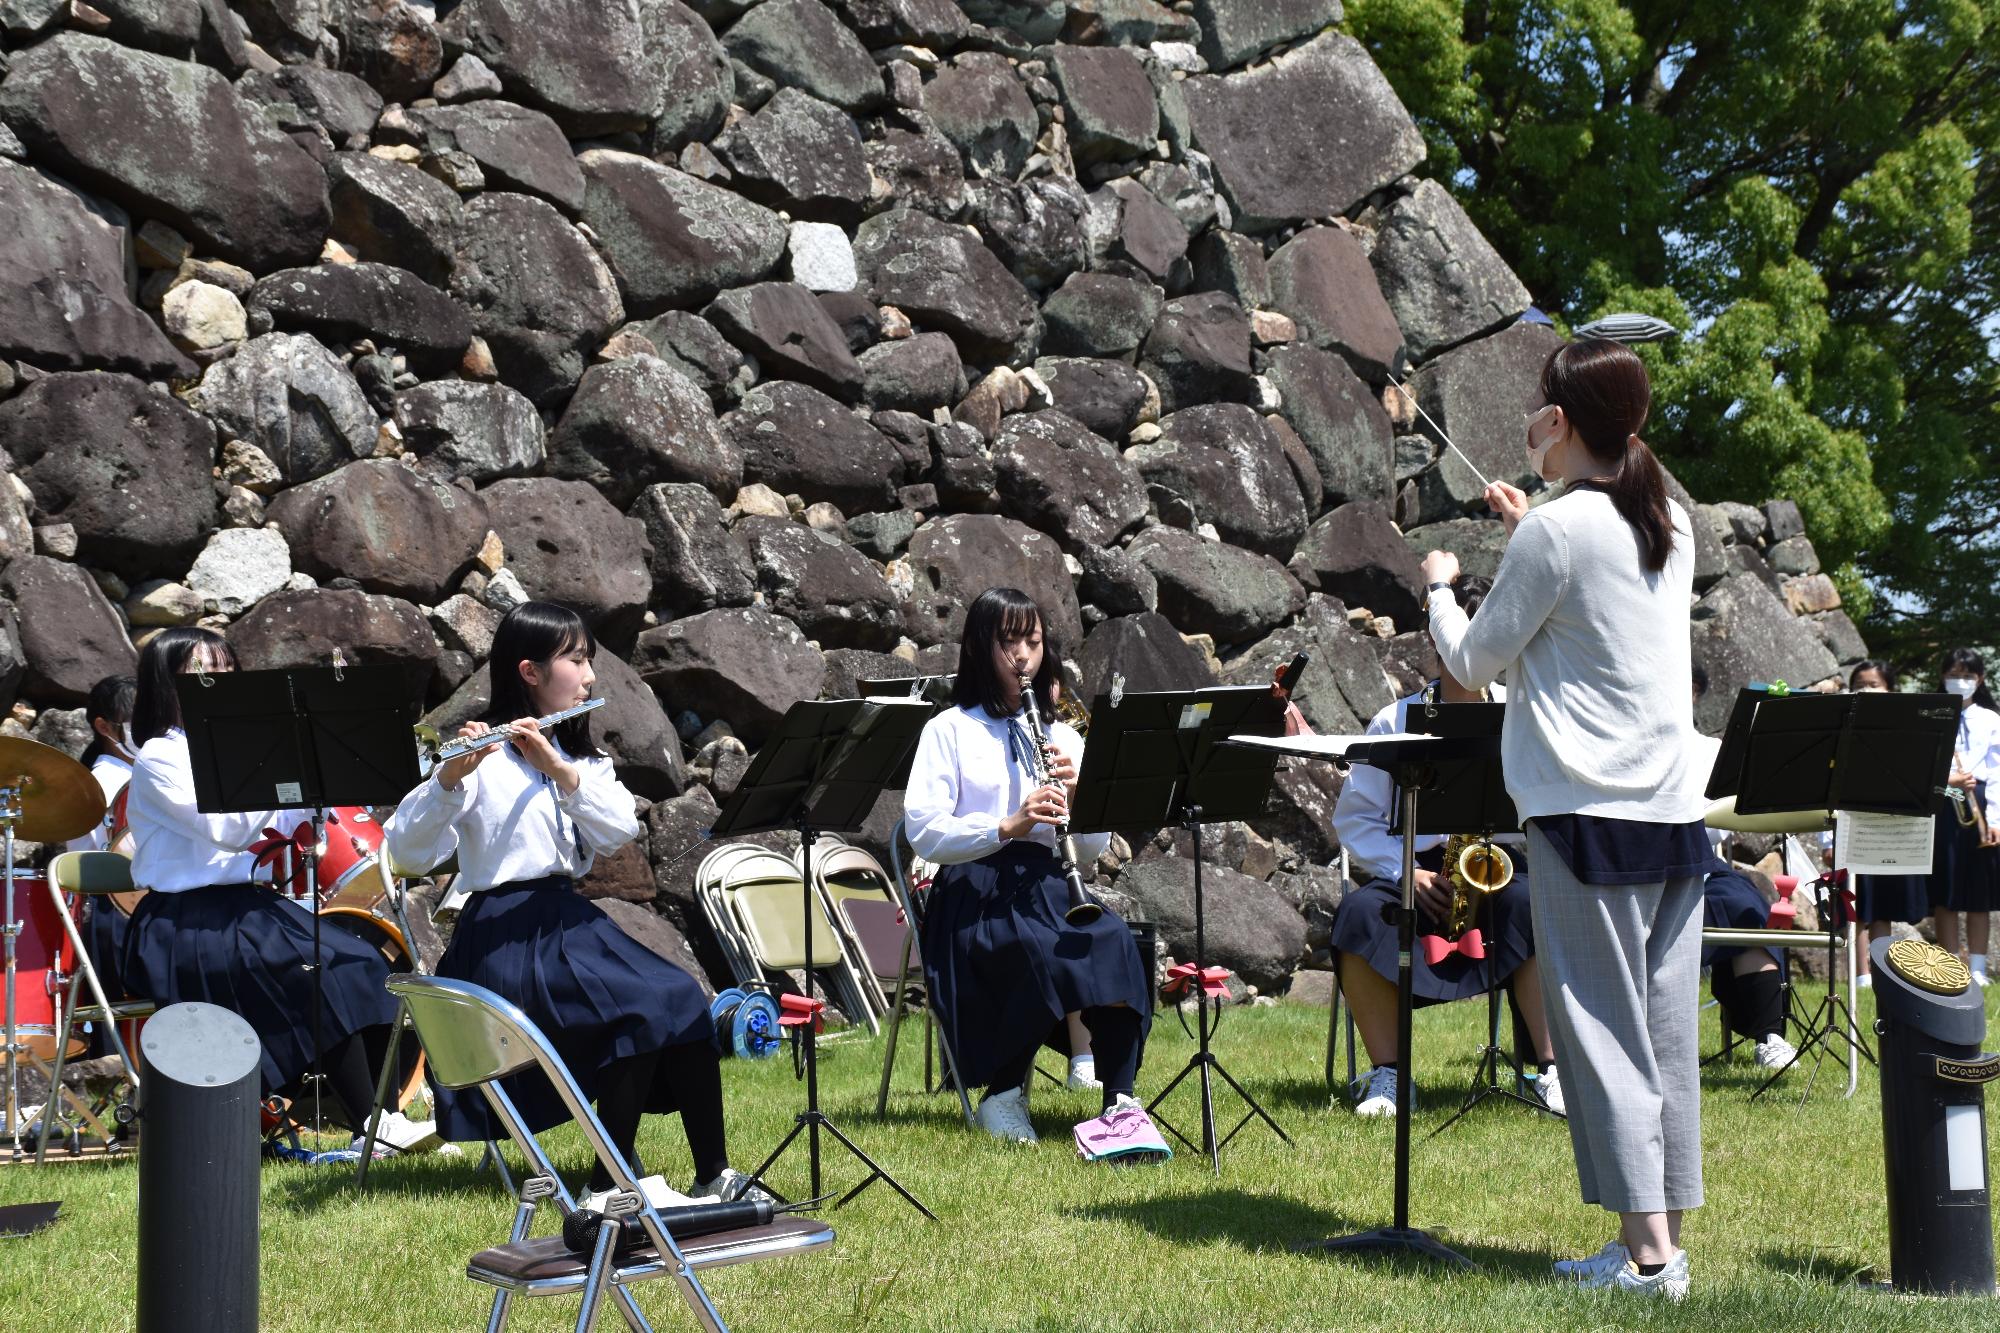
[1423,580,1453,611]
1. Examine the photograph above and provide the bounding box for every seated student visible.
[903,586,1154,1147]
[1690,664,1796,1066]
[68,675,137,1006]
[387,601,764,1207]
[121,629,437,1154]
[1329,574,1564,1117]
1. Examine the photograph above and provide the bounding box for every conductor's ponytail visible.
[1540,339,1676,572]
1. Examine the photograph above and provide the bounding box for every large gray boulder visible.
[0,372,217,578]
[736,515,904,651]
[0,34,330,271]
[238,65,385,144]
[1041,272,1163,361]
[480,477,652,628]
[854,209,1042,364]
[865,121,969,220]
[1690,574,1842,733]
[1113,854,1307,991]
[449,191,624,405]
[1191,0,1342,70]
[721,0,883,114]
[966,178,1091,295]
[0,161,194,380]
[0,557,137,704]
[703,282,865,402]
[859,333,967,413]
[267,459,489,603]
[633,606,826,746]
[829,0,968,46]
[1033,357,1151,438]
[1076,611,1217,704]
[577,150,788,317]
[185,333,376,484]
[1410,322,1564,504]
[622,311,760,407]
[1139,291,1252,414]
[1372,180,1531,360]
[227,587,437,695]
[1046,44,1158,168]
[1262,343,1394,508]
[547,356,741,507]
[330,1,444,104]
[1401,517,1509,582]
[991,410,1148,551]
[325,154,463,288]
[627,482,757,616]
[1290,500,1425,629]
[246,263,474,377]
[402,100,587,214]
[647,0,735,152]
[1219,595,1400,737]
[1267,225,1402,383]
[1128,527,1305,644]
[721,381,903,514]
[921,51,1037,178]
[711,88,869,224]
[1182,33,1424,232]
[438,0,671,135]
[1130,403,1305,558]
[394,380,546,484]
[901,514,1083,650]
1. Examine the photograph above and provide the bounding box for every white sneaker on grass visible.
[1534,1065,1565,1116]
[1584,1248,1691,1302]
[975,1086,1037,1144]
[1553,1239,1628,1282]
[1066,1055,1102,1092]
[580,1175,700,1215]
[1754,1034,1798,1070]
[351,1108,442,1155]
[1353,1064,1400,1118]
[689,1167,778,1206]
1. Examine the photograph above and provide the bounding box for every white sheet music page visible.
[1834,810,1934,875]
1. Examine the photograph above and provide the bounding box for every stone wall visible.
[0,0,1861,999]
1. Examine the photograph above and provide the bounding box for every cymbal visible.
[0,736,107,844]
[1703,794,1830,836]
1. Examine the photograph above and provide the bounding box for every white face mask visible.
[119,723,136,755]
[1524,404,1561,479]
[1945,677,1979,700]
[1855,686,1887,693]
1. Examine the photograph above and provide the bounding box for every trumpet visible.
[416,698,606,768]
[1944,782,1991,842]
[1018,675,1102,926]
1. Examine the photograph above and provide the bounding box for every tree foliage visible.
[1345,0,2000,665]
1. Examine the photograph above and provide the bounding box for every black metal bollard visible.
[138,1002,262,1333]
[1871,937,1999,1297]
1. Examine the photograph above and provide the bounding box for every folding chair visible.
[876,821,975,1126]
[35,850,151,1162]
[802,844,907,1022]
[1325,850,1361,1098]
[700,846,877,1036]
[387,974,833,1333]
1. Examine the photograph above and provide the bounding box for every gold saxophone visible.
[1440,833,1513,940]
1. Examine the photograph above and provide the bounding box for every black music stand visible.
[176,666,421,1136]
[1072,684,1289,1174]
[1228,731,1494,1269]
[715,696,935,1219]
[1706,687,1956,1101]
[1399,703,1554,1136]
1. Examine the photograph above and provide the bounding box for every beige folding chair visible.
[801,844,907,1023]
[35,850,152,1162]
[875,821,975,1126]
[719,850,876,1036]
[387,974,833,1333]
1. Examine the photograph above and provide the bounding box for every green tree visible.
[1344,0,2000,665]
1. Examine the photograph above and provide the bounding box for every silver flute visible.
[423,697,606,763]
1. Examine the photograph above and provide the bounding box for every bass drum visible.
[319,857,429,1112]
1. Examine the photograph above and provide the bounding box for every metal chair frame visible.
[875,821,976,1127]
[696,846,876,1035]
[34,850,150,1162]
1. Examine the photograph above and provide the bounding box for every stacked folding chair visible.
[797,842,909,1026]
[692,843,878,1037]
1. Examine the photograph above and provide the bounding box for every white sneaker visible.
[1066,1055,1102,1092]
[1108,1092,1142,1114]
[1534,1065,1565,1116]
[353,1108,442,1154]
[1353,1065,1400,1118]
[1973,970,1991,989]
[580,1174,700,1215]
[1856,973,1873,989]
[1754,1034,1798,1070]
[1554,1239,1628,1282]
[975,1086,1038,1144]
[689,1167,777,1206]
[1585,1248,1691,1302]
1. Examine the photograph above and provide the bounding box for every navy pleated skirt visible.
[82,897,131,1002]
[1927,786,1999,912]
[921,843,1152,1089]
[122,884,397,1095]
[1330,870,1535,1007]
[1700,867,1780,969]
[432,876,714,1143]
[1855,870,1932,925]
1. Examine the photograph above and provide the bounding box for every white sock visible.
[1070,1054,1095,1076]
[1973,953,1988,974]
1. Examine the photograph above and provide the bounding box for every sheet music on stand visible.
[1835,811,1935,875]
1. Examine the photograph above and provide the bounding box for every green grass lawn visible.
[4,989,1998,1332]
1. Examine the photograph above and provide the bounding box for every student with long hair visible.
[1928,648,2000,984]
[903,587,1154,1147]
[121,629,434,1151]
[70,675,137,1007]
[387,601,760,1207]
[1422,338,1707,1299]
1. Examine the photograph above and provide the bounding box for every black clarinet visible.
[1019,675,1101,926]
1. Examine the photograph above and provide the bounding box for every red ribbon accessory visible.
[778,994,825,1032]
[1420,929,1486,966]
[249,823,315,898]
[1163,962,1231,999]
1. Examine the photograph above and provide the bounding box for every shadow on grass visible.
[1756,1241,1874,1287]
[263,1143,546,1211]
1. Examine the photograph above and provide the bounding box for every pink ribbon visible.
[1421,928,1486,966]
[1163,962,1231,999]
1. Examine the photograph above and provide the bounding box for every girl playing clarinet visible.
[121,629,435,1152]
[386,601,762,1207]
[903,587,1154,1146]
